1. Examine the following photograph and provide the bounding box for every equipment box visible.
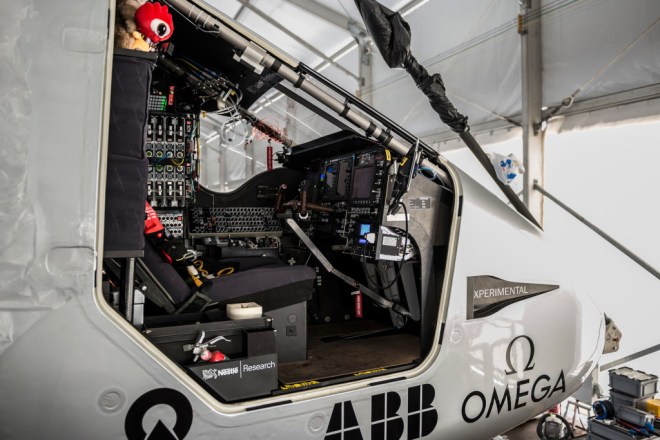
[647,399,660,418]
[144,312,272,364]
[144,314,278,401]
[590,419,659,440]
[617,405,656,428]
[610,389,652,413]
[609,367,658,397]
[188,330,277,402]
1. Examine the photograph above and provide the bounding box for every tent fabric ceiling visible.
[542,0,660,105]
[203,0,660,146]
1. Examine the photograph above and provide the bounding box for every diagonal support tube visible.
[286,219,411,317]
[534,181,660,281]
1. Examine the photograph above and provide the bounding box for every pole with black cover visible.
[353,0,541,229]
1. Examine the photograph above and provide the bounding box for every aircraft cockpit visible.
[102,2,455,404]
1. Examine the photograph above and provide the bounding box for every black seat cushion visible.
[142,241,315,310]
[194,256,284,275]
[199,265,315,311]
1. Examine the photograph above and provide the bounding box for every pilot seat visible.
[103,48,314,363]
[139,240,315,362]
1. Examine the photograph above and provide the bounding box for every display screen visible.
[382,236,398,247]
[358,223,371,244]
[351,167,375,199]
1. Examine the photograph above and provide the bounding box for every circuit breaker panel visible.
[145,84,199,238]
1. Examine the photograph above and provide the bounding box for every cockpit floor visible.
[279,321,420,384]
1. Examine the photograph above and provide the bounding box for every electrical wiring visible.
[193,259,236,278]
[361,202,411,292]
[171,55,243,116]
[379,202,409,291]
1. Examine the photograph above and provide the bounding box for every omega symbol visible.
[505,335,535,375]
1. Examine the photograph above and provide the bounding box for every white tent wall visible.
[542,0,660,106]
[316,44,361,96]
[367,0,522,145]
[538,121,660,400]
[362,0,660,146]
[202,0,659,141]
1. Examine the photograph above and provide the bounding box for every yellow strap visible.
[400,157,408,167]
[216,267,235,277]
[193,260,208,277]
[385,149,392,161]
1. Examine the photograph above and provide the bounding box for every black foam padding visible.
[104,51,155,254]
[104,154,148,253]
[200,265,315,311]
[108,53,153,159]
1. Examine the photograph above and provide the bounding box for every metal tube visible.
[122,258,136,323]
[286,219,410,316]
[165,0,249,50]
[534,181,660,281]
[600,343,660,371]
[265,56,409,156]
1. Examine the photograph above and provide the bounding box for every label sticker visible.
[467,276,559,319]
[409,197,432,210]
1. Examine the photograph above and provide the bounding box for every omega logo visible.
[461,335,566,424]
[505,335,535,375]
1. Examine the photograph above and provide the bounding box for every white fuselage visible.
[0,1,604,439]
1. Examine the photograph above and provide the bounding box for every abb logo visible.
[325,385,438,440]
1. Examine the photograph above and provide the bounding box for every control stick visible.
[299,180,309,218]
[274,184,287,214]
[275,182,335,218]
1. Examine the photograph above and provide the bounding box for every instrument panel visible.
[307,148,391,258]
[188,207,281,237]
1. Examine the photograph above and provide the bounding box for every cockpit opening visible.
[101,1,455,404]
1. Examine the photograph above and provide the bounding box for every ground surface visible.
[501,418,587,440]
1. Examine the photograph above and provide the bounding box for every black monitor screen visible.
[322,160,351,200]
[351,167,375,199]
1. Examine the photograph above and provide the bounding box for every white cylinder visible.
[226,302,263,320]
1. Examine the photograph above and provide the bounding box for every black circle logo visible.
[125,388,193,440]
[504,335,535,375]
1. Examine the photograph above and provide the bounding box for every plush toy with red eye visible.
[134,1,174,48]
